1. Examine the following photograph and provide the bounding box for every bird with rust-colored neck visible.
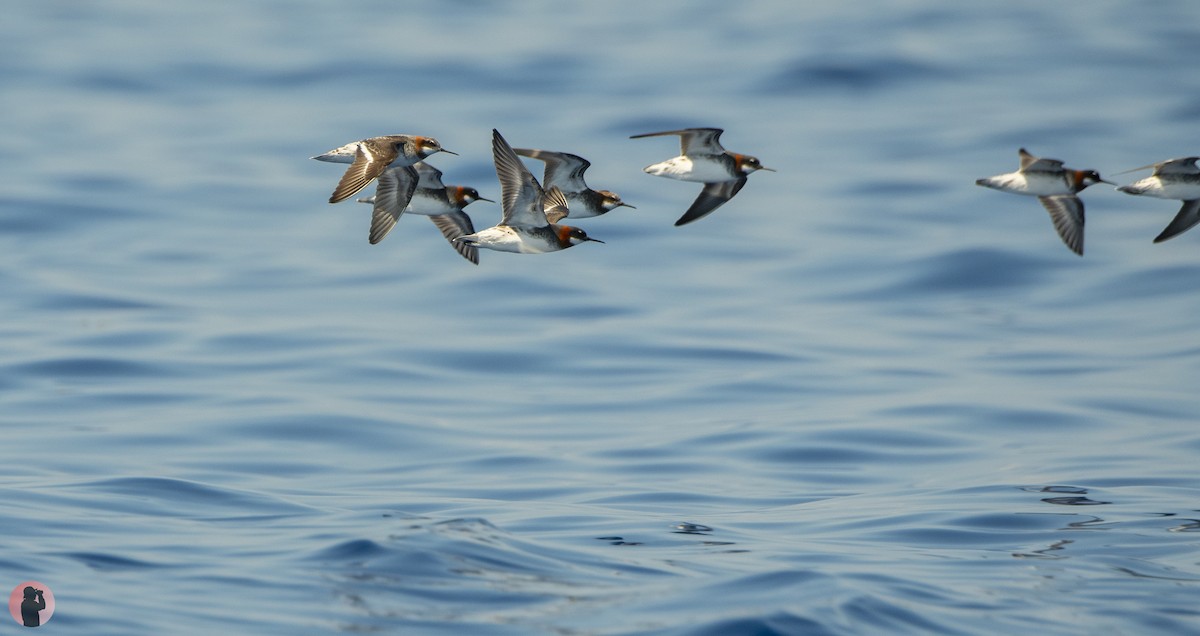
[312,134,454,205]
[456,129,603,254]
[356,161,492,264]
[630,127,772,226]
[976,148,1110,256]
[513,147,634,219]
[1114,156,1200,244]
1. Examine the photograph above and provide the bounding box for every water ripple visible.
[6,2,1200,634]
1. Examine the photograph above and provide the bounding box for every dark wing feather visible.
[674,177,746,226]
[368,165,418,244]
[428,212,480,264]
[1037,195,1085,255]
[1153,199,1200,243]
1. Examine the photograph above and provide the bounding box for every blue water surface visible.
[2,1,1199,634]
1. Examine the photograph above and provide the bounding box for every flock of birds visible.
[310,128,772,264]
[311,130,1200,263]
[976,148,1200,255]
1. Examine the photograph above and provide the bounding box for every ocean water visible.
[2,1,1199,634]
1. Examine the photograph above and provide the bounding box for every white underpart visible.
[643,156,733,183]
[978,171,1070,197]
[559,191,600,218]
[461,226,550,254]
[403,191,455,217]
[357,191,454,215]
[1124,176,1200,200]
[310,142,362,164]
